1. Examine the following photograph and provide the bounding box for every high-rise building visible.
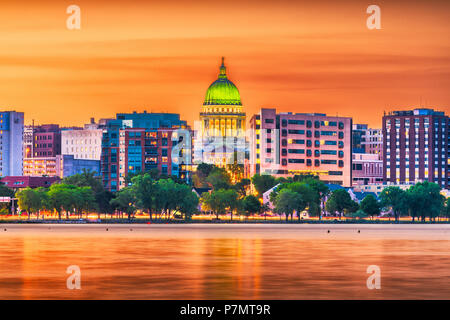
[32,124,61,157]
[101,112,190,191]
[383,108,449,188]
[0,111,24,176]
[23,125,34,158]
[194,58,246,166]
[61,118,108,161]
[363,128,383,159]
[249,108,353,187]
[352,153,383,185]
[352,124,368,154]
[23,154,100,178]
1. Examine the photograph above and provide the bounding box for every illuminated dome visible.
[203,58,242,106]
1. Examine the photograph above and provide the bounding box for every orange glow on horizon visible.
[0,0,449,128]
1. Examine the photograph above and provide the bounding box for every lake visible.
[0,224,449,299]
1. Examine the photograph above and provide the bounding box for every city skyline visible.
[1,0,449,128]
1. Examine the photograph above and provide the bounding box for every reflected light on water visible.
[0,224,449,299]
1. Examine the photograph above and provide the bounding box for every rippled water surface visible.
[0,224,449,299]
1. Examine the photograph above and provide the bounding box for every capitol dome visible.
[203,58,242,106]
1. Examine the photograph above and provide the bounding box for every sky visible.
[0,0,449,128]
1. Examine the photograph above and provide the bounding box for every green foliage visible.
[110,187,136,219]
[360,194,380,218]
[379,186,409,221]
[274,188,303,221]
[242,195,261,218]
[46,183,96,219]
[201,188,238,219]
[325,189,358,219]
[251,174,276,197]
[349,209,368,220]
[233,178,250,198]
[16,187,42,215]
[206,167,231,190]
[406,182,444,221]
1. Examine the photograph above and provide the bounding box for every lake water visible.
[0,224,449,299]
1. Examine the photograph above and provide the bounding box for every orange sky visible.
[0,0,449,128]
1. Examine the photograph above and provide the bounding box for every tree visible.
[16,188,42,219]
[379,186,408,222]
[234,178,251,198]
[251,174,276,197]
[242,195,261,220]
[406,182,444,222]
[131,173,156,219]
[47,184,78,220]
[193,163,215,188]
[110,187,136,219]
[201,189,238,220]
[177,187,199,221]
[206,167,231,190]
[325,189,357,219]
[349,209,368,220]
[360,194,380,219]
[274,189,302,221]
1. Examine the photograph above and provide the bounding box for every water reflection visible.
[0,225,449,299]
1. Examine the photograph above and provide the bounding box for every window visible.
[282,159,287,166]
[338,132,344,139]
[282,139,287,146]
[281,119,287,127]
[306,120,312,128]
[338,160,344,167]
[314,140,320,148]
[314,131,320,138]
[288,149,305,154]
[306,130,312,138]
[288,120,305,125]
[282,129,287,137]
[288,129,305,135]
[314,150,320,157]
[321,150,337,155]
[265,119,274,124]
[307,140,312,147]
[307,159,312,166]
[306,149,312,157]
[339,151,344,158]
[314,159,320,166]
[339,122,344,129]
[288,159,305,163]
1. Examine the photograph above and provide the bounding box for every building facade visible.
[352,153,383,186]
[23,154,100,178]
[0,111,24,176]
[117,127,190,189]
[363,128,383,159]
[194,58,246,166]
[249,108,353,187]
[101,112,190,192]
[383,108,449,188]
[1,176,60,189]
[61,118,107,160]
[32,124,61,157]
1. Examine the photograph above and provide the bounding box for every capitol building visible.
[194,58,246,166]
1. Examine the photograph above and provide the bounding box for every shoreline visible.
[0,219,449,224]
